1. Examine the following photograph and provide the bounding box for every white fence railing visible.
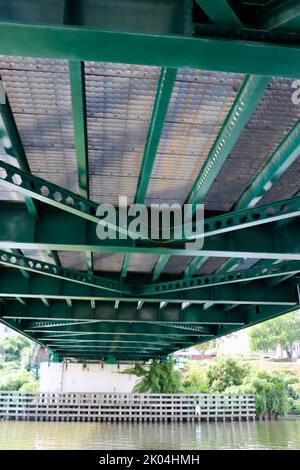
[0,391,256,422]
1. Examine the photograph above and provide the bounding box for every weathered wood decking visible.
[0,392,256,422]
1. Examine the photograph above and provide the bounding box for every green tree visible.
[206,357,249,392]
[226,370,293,417]
[1,335,31,363]
[249,312,300,357]
[124,360,182,393]
[181,363,209,393]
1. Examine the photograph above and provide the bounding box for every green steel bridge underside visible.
[1,0,300,362]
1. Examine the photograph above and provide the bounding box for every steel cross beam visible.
[121,67,177,280]
[140,260,300,296]
[0,203,299,260]
[0,299,246,325]
[196,0,243,27]
[0,85,37,217]
[0,160,136,239]
[0,270,297,305]
[1,162,300,244]
[2,18,300,77]
[0,249,130,294]
[261,0,300,31]
[151,74,270,280]
[212,118,300,279]
[69,60,93,276]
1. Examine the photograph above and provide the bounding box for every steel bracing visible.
[0,0,300,361]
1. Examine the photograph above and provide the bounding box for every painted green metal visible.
[135,68,177,204]
[153,75,270,278]
[69,60,93,275]
[2,162,300,249]
[0,86,37,217]
[69,61,89,199]
[0,269,297,305]
[0,249,130,294]
[214,117,300,277]
[0,81,61,271]
[0,203,300,260]
[1,1,300,361]
[196,0,242,27]
[261,0,300,31]
[121,67,177,279]
[2,20,300,78]
[1,299,245,325]
[140,260,300,295]
[236,119,300,210]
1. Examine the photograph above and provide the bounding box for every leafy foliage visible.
[206,357,248,392]
[0,363,38,392]
[123,360,182,393]
[0,335,31,363]
[249,312,300,357]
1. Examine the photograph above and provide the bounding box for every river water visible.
[0,419,299,449]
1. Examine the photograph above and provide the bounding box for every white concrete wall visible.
[39,362,138,393]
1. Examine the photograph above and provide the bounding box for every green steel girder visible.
[236,119,300,210]
[0,299,246,325]
[69,60,93,275]
[140,260,300,295]
[1,162,300,244]
[261,0,300,31]
[0,160,136,239]
[3,229,300,298]
[0,249,129,294]
[2,302,298,360]
[152,74,270,279]
[213,118,300,277]
[121,67,177,280]
[135,67,177,204]
[0,84,37,217]
[24,320,211,336]
[0,269,298,305]
[1,206,300,261]
[195,0,242,27]
[186,80,270,210]
[69,61,89,199]
[2,16,300,77]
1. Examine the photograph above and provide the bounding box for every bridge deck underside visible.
[0,0,300,361]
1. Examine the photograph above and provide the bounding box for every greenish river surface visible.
[0,419,299,449]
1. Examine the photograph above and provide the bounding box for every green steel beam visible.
[69,60,93,276]
[122,67,176,279]
[1,299,245,325]
[236,119,300,210]
[1,162,300,244]
[0,86,37,217]
[153,74,270,278]
[1,21,300,78]
[2,302,298,360]
[0,249,130,294]
[135,67,176,203]
[196,0,242,26]
[0,270,297,305]
[214,117,300,277]
[0,161,134,239]
[0,78,61,268]
[140,260,300,295]
[69,61,89,199]
[0,204,300,260]
[261,0,300,31]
